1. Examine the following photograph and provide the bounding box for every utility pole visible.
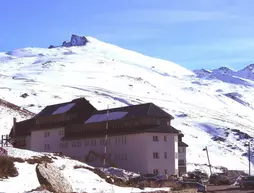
[103,105,109,167]
[203,147,212,176]
[248,141,251,176]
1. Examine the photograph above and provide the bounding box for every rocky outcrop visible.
[48,45,56,49]
[36,163,73,193]
[48,34,89,49]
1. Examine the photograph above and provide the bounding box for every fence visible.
[0,135,11,147]
[0,135,9,156]
[0,98,35,117]
[0,147,8,156]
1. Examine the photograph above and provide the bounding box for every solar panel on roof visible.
[52,103,75,115]
[84,114,100,123]
[108,112,128,120]
[84,111,128,123]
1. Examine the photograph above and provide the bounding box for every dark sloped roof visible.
[179,141,188,147]
[88,103,173,121]
[9,119,35,137]
[62,124,179,140]
[145,125,179,133]
[10,98,97,137]
[36,98,97,117]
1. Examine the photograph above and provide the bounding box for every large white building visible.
[10,98,188,176]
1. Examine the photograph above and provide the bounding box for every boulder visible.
[36,163,73,193]
[20,93,29,98]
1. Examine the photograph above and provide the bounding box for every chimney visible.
[13,117,17,137]
[178,132,184,142]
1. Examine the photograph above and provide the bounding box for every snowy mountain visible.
[236,64,254,80]
[194,64,254,85]
[1,35,254,175]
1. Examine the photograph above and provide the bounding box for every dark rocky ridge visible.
[49,34,89,49]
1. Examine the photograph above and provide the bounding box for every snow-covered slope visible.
[0,148,170,193]
[0,99,34,135]
[1,35,254,175]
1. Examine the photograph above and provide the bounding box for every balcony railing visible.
[178,159,186,166]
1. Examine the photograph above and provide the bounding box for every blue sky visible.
[1,0,254,69]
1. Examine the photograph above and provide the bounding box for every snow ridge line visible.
[0,98,36,117]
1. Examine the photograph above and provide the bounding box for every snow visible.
[0,104,32,136]
[0,147,170,193]
[0,163,40,192]
[4,147,51,159]
[1,35,254,190]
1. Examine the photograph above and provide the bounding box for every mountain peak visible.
[49,34,89,49]
[242,63,254,71]
[212,66,235,75]
[217,66,232,71]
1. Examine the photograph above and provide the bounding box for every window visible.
[179,160,185,165]
[164,136,167,141]
[153,136,159,141]
[44,144,50,150]
[59,130,64,136]
[60,142,68,148]
[179,147,185,153]
[153,169,159,174]
[44,131,50,138]
[84,140,89,146]
[164,152,167,159]
[91,139,96,146]
[166,121,170,125]
[164,169,168,174]
[153,152,159,159]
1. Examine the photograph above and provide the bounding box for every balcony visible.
[178,159,186,166]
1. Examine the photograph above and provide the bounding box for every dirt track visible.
[207,185,254,193]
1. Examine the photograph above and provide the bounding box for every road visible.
[207,185,254,193]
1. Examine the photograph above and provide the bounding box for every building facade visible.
[178,132,188,176]
[10,98,188,176]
